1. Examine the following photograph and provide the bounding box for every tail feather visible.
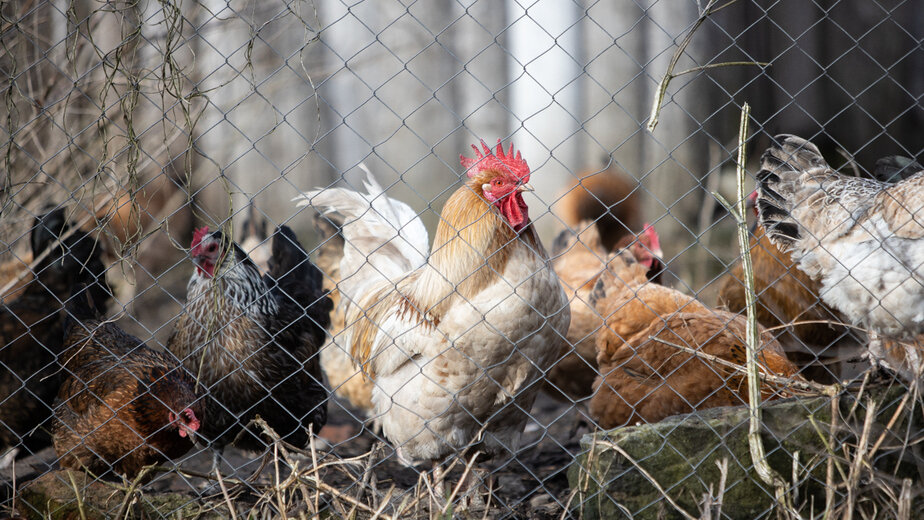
[294,165,429,306]
[269,225,324,297]
[755,134,828,249]
[30,208,111,315]
[30,207,69,262]
[268,225,333,346]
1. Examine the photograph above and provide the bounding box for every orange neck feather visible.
[409,178,524,310]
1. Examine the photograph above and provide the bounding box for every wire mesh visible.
[1,0,922,518]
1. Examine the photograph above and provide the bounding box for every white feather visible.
[294,164,429,311]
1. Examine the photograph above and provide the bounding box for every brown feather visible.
[554,166,642,251]
[53,319,200,480]
[718,224,848,347]
[589,254,803,429]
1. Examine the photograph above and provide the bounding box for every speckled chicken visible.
[166,224,332,453]
[0,209,110,457]
[717,193,854,381]
[299,141,571,466]
[53,291,201,480]
[756,135,924,378]
[589,250,802,429]
[718,207,848,348]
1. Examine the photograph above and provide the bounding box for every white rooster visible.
[295,141,571,471]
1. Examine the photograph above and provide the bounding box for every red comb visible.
[460,139,530,181]
[191,226,210,250]
[641,223,660,251]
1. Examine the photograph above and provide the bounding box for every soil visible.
[2,393,590,519]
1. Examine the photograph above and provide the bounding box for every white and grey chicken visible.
[756,134,924,378]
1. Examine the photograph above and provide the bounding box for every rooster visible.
[589,250,801,429]
[298,141,571,468]
[166,224,332,458]
[53,289,202,480]
[545,222,662,401]
[0,209,110,459]
[756,135,924,378]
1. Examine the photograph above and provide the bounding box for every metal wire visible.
[0,0,922,518]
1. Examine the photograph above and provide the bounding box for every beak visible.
[517,183,534,193]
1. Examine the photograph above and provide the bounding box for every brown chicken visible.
[167,224,332,456]
[717,193,852,381]
[82,173,184,249]
[555,163,643,251]
[0,209,110,458]
[53,290,201,480]
[589,250,802,429]
[546,222,663,402]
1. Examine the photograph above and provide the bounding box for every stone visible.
[567,388,915,520]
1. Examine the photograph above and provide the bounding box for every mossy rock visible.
[16,471,224,520]
[568,387,915,519]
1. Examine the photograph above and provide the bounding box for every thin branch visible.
[716,103,802,519]
[648,0,766,132]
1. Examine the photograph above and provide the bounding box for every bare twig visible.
[714,458,728,519]
[898,478,912,520]
[215,465,239,520]
[114,465,153,520]
[308,423,321,515]
[647,0,766,132]
[715,103,801,519]
[441,450,482,516]
[64,470,88,520]
[824,393,840,520]
[845,399,877,520]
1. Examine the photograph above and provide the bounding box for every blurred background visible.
[2,1,923,517]
[1,0,922,339]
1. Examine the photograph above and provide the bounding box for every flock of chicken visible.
[0,135,921,489]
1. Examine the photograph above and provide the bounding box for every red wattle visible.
[499,192,529,231]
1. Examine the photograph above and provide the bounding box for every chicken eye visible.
[492,178,503,187]
[207,243,217,253]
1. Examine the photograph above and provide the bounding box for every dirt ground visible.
[1,391,589,519]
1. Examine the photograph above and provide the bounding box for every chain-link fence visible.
[1,0,922,518]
